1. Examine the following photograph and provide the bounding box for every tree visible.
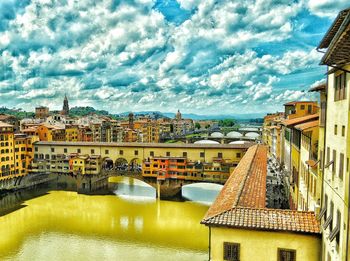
[195,122,201,129]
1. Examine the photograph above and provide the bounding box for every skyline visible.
[0,0,349,114]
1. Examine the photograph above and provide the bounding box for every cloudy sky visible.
[0,0,348,115]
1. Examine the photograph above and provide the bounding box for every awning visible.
[329,220,340,242]
[323,213,333,229]
[324,160,334,169]
[317,206,327,220]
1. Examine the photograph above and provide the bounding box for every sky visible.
[0,0,349,115]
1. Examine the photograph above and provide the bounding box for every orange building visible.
[284,101,318,119]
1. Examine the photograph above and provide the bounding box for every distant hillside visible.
[69,106,115,118]
[0,107,35,119]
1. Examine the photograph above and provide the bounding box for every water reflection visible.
[0,177,222,260]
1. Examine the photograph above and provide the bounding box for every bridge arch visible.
[129,158,142,172]
[102,157,114,170]
[245,132,260,138]
[226,131,243,138]
[115,158,128,171]
[182,182,223,203]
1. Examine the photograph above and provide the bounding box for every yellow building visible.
[0,122,14,177]
[317,8,350,261]
[32,142,251,180]
[294,120,320,212]
[281,113,319,210]
[65,125,79,142]
[284,101,319,119]
[201,145,321,261]
[0,122,38,178]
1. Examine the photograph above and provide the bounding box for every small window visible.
[150,151,154,157]
[105,149,109,154]
[334,125,338,135]
[166,152,170,157]
[91,149,95,154]
[183,152,187,157]
[200,152,205,158]
[236,153,241,158]
[134,150,138,156]
[300,105,305,110]
[342,126,345,137]
[35,147,38,152]
[278,248,296,261]
[51,148,55,152]
[218,152,223,158]
[332,150,337,174]
[223,242,240,261]
[339,153,344,180]
[120,150,123,155]
[77,149,81,153]
[64,148,67,153]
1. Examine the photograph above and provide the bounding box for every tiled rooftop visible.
[201,144,321,235]
[0,121,13,127]
[204,145,267,219]
[283,101,317,106]
[201,207,320,234]
[294,120,319,131]
[282,114,319,127]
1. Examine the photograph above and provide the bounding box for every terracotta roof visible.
[294,120,319,131]
[281,114,319,127]
[201,144,321,235]
[0,114,15,121]
[309,83,326,92]
[201,207,320,234]
[318,8,350,49]
[0,121,13,127]
[283,101,317,106]
[204,145,267,219]
[35,141,254,149]
[319,8,350,65]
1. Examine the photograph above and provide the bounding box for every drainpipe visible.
[306,164,310,212]
[208,226,211,261]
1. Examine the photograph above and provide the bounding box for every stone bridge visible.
[76,169,227,199]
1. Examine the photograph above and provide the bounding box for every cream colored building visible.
[317,8,350,261]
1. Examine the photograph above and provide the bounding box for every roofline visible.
[34,141,254,149]
[200,221,321,235]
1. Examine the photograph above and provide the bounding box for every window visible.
[166,152,170,157]
[35,147,38,152]
[307,105,312,114]
[77,149,81,153]
[326,147,330,164]
[332,150,336,175]
[64,148,67,153]
[91,149,95,154]
[236,153,241,158]
[339,153,344,180]
[150,151,154,157]
[134,150,138,156]
[182,152,187,157]
[218,152,223,158]
[223,242,240,261]
[105,149,109,154]
[300,105,305,110]
[342,126,345,137]
[334,125,338,135]
[334,72,347,101]
[278,249,296,261]
[200,152,205,158]
[120,150,123,155]
[51,148,55,152]
[329,210,341,246]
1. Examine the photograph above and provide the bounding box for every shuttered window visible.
[339,153,344,180]
[223,242,240,261]
[278,249,296,261]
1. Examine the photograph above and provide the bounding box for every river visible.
[0,177,222,261]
